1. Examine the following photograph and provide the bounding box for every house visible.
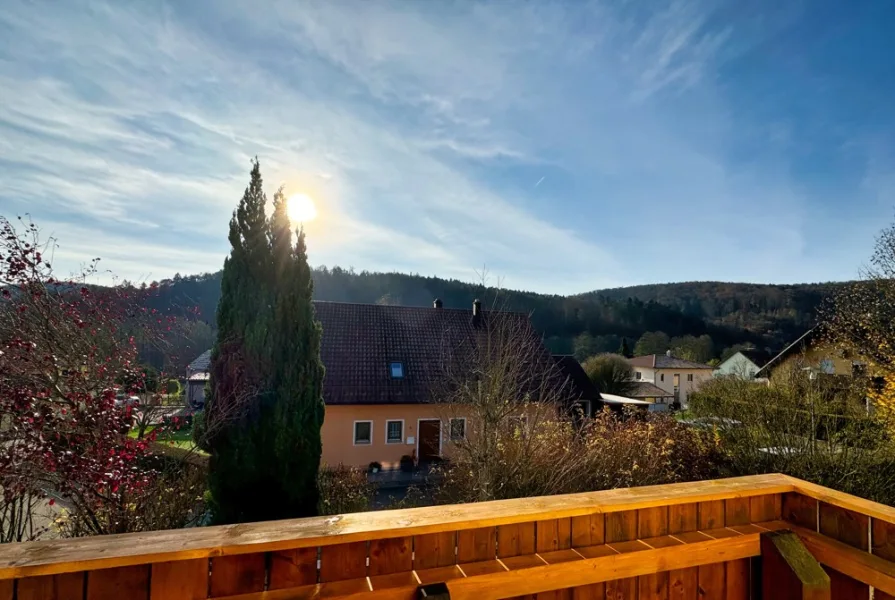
[714,348,772,379]
[625,381,675,411]
[754,327,859,380]
[190,299,594,469]
[627,351,714,408]
[185,349,211,406]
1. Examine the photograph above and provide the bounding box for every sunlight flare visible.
[287,193,317,223]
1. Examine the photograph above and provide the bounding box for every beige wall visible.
[633,366,712,407]
[322,404,471,469]
[774,344,853,378]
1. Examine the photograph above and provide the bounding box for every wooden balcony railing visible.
[1,473,894,599]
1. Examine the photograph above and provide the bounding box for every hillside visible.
[146,270,842,362]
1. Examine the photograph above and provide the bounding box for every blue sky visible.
[1,1,893,294]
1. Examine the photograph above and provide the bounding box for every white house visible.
[714,348,771,379]
[628,351,714,408]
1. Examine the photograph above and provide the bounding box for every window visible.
[353,421,372,445]
[450,418,466,441]
[687,374,694,382]
[386,420,404,444]
[635,371,642,380]
[390,362,404,378]
[660,373,665,382]
[819,359,835,374]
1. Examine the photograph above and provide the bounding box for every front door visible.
[418,420,441,462]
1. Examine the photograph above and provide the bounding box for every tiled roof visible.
[628,354,713,370]
[191,301,591,406]
[627,381,673,398]
[552,355,602,402]
[187,349,211,374]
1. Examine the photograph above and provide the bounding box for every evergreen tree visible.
[206,160,325,523]
[618,337,631,358]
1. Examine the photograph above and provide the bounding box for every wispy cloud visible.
[0,0,892,292]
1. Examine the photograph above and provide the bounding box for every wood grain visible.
[570,514,603,548]
[873,518,895,600]
[760,531,829,600]
[86,565,149,600]
[818,502,869,599]
[724,498,750,527]
[724,560,748,600]
[783,493,817,530]
[669,503,698,600]
[150,559,208,600]
[698,501,724,530]
[269,547,317,590]
[369,538,412,576]
[697,563,724,599]
[605,511,637,543]
[415,531,456,569]
[17,572,84,600]
[750,494,781,523]
[536,520,571,553]
[457,528,496,564]
[320,542,367,583]
[209,554,265,597]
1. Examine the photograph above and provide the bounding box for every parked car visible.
[114,393,140,408]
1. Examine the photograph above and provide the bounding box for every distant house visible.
[626,381,675,411]
[185,349,211,406]
[189,300,595,469]
[627,352,714,408]
[714,348,772,379]
[755,327,860,380]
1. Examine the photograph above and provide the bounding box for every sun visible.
[286,193,318,223]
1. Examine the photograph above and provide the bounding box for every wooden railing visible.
[1,474,894,599]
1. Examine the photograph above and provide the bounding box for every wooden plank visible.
[818,502,869,599]
[209,554,265,597]
[86,565,150,600]
[446,534,760,600]
[785,475,895,526]
[639,507,669,538]
[570,514,603,548]
[783,493,817,529]
[640,506,670,600]
[791,523,895,598]
[697,563,724,599]
[760,530,829,600]
[150,559,208,600]
[724,498,750,527]
[269,547,317,590]
[605,510,637,543]
[0,475,796,579]
[724,560,748,600]
[457,528,496,563]
[698,501,724,530]
[17,572,84,600]
[669,503,698,600]
[640,570,669,600]
[415,532,456,569]
[0,580,10,600]
[369,538,412,577]
[606,576,636,600]
[320,542,367,583]
[750,494,781,523]
[536,520,571,553]
[873,518,895,600]
[570,584,604,600]
[497,523,535,558]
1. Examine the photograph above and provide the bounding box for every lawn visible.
[129,425,198,452]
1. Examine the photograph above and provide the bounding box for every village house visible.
[627,351,714,408]
[714,347,772,379]
[755,327,861,381]
[189,299,598,469]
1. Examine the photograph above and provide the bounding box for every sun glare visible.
[287,193,318,223]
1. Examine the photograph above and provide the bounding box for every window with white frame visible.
[386,420,404,444]
[353,421,372,445]
[449,418,466,441]
[687,374,694,382]
[390,362,404,378]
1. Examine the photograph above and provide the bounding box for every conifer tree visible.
[206,159,325,523]
[618,337,632,358]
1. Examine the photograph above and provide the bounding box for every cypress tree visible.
[206,160,325,523]
[618,337,632,358]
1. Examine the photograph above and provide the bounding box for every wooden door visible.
[418,420,441,462]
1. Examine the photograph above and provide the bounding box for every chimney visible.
[666,349,672,357]
[433,298,443,309]
[472,298,482,325]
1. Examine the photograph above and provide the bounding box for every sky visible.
[1,1,894,295]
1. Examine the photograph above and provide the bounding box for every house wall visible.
[631,366,711,407]
[322,404,461,469]
[773,344,853,378]
[714,353,760,379]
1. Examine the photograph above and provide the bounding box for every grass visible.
[129,425,198,452]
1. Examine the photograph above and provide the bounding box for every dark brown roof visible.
[628,354,713,370]
[315,301,568,405]
[627,381,674,398]
[552,355,602,402]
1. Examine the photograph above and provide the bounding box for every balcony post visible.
[760,530,830,600]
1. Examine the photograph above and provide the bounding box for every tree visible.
[0,216,197,539]
[581,354,636,396]
[618,337,632,358]
[206,160,325,523]
[670,334,714,363]
[634,331,670,356]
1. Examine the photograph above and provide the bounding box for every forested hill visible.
[147,269,842,361]
[585,281,846,342]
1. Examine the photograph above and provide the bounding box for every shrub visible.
[317,465,377,516]
[165,379,182,397]
[399,455,414,473]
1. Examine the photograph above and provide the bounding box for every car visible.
[114,394,141,408]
